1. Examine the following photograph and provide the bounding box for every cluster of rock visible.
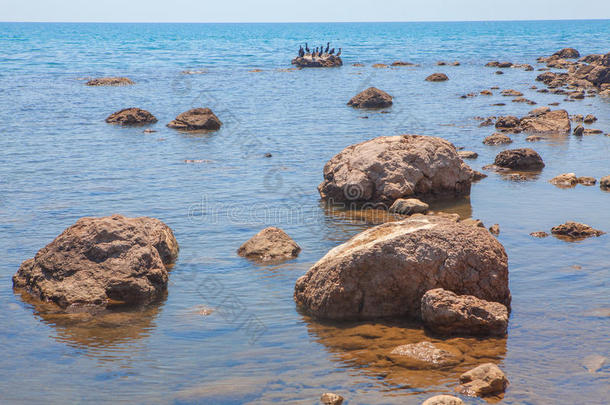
[535,48,610,97]
[531,221,605,240]
[549,173,597,188]
[485,61,534,71]
[494,109,571,134]
[105,107,222,132]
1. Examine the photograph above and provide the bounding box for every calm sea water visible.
[1,21,609,404]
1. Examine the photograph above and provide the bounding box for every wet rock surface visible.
[549,173,578,188]
[389,198,429,215]
[458,150,478,159]
[388,341,463,369]
[294,215,510,320]
[320,392,344,405]
[318,135,474,205]
[237,227,301,263]
[167,108,222,131]
[13,214,179,309]
[550,222,605,240]
[520,109,571,134]
[292,54,342,68]
[421,288,509,336]
[421,395,464,405]
[483,133,512,145]
[106,108,157,125]
[426,73,449,82]
[347,87,393,109]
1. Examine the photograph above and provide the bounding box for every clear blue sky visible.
[1,0,609,22]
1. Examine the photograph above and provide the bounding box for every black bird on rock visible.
[337,48,342,56]
[325,42,330,54]
[305,43,310,53]
[329,48,334,55]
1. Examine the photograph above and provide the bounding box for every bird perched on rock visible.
[325,42,330,53]
[337,48,342,56]
[329,48,334,55]
[305,43,310,53]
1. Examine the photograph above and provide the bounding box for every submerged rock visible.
[426,73,449,82]
[530,231,549,238]
[421,288,508,336]
[86,77,134,86]
[317,135,474,205]
[320,392,344,405]
[501,89,523,97]
[421,395,464,405]
[106,107,157,125]
[167,108,222,131]
[388,341,463,369]
[494,148,545,170]
[458,150,478,159]
[347,87,393,109]
[389,198,429,215]
[549,173,578,188]
[483,133,512,145]
[13,215,179,309]
[391,61,415,66]
[550,222,605,239]
[237,227,300,263]
[577,176,597,186]
[294,215,510,320]
[457,363,509,397]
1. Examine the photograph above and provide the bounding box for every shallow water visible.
[1,21,609,404]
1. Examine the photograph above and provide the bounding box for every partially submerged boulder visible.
[291,54,342,68]
[550,222,605,239]
[494,148,545,171]
[600,175,610,190]
[494,116,521,133]
[421,288,509,336]
[483,133,512,145]
[347,87,393,109]
[458,150,478,159]
[549,173,578,188]
[294,215,510,320]
[553,48,580,59]
[167,108,222,131]
[320,392,344,405]
[520,109,571,134]
[86,77,134,86]
[389,198,429,215]
[457,363,509,397]
[13,215,179,309]
[422,395,464,405]
[426,73,449,82]
[318,135,474,205]
[237,227,301,263]
[106,108,157,125]
[387,341,462,369]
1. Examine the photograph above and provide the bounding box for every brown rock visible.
[525,135,543,142]
[86,77,134,86]
[294,215,510,320]
[494,116,521,132]
[583,128,603,135]
[489,224,500,235]
[485,61,500,67]
[317,135,474,205]
[106,108,157,125]
[437,61,447,66]
[372,63,389,68]
[483,133,512,145]
[426,73,449,82]
[530,231,549,238]
[237,227,300,263]
[480,90,492,96]
[391,61,415,66]
[167,108,222,131]
[584,114,597,123]
[421,395,464,405]
[494,148,545,170]
[551,222,605,239]
[497,62,513,68]
[501,89,523,97]
[388,341,463,369]
[553,48,580,59]
[389,198,429,215]
[458,150,478,159]
[549,173,578,188]
[528,106,551,116]
[421,288,508,336]
[347,87,393,109]
[320,392,344,405]
[520,109,571,134]
[12,215,179,309]
[600,175,610,190]
[292,55,343,68]
[573,125,584,136]
[577,176,597,186]
[457,363,509,397]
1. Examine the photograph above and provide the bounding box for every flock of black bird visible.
[298,42,342,58]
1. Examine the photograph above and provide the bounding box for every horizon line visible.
[1,17,609,24]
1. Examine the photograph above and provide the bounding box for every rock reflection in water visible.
[16,290,163,351]
[303,316,506,396]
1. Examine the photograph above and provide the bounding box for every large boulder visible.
[421,288,508,336]
[167,108,222,131]
[294,215,510,320]
[494,148,545,170]
[347,87,393,109]
[237,227,301,263]
[317,135,474,205]
[520,109,571,134]
[86,77,134,86]
[106,108,157,125]
[12,215,179,309]
[457,363,509,397]
[551,222,605,239]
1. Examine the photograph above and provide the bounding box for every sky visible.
[1,0,609,22]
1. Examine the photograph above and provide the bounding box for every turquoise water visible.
[1,21,609,404]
